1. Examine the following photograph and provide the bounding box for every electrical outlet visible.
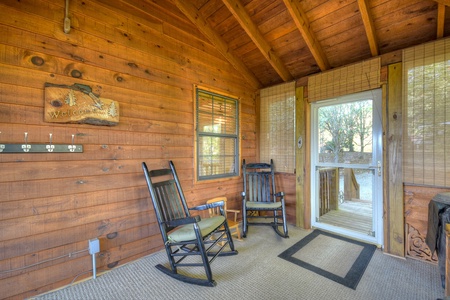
[88,238,100,255]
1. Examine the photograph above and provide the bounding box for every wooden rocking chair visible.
[142,161,238,287]
[241,159,289,238]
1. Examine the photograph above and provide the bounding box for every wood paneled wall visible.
[275,173,296,224]
[405,185,450,263]
[0,0,259,298]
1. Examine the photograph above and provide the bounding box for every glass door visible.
[311,89,383,246]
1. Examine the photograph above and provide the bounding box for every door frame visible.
[309,89,384,246]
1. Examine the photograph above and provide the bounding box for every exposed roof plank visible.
[437,3,445,38]
[357,0,379,56]
[435,0,450,6]
[172,0,262,89]
[221,0,293,81]
[168,0,445,88]
[281,0,330,71]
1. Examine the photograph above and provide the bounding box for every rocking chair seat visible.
[168,215,226,242]
[245,201,282,209]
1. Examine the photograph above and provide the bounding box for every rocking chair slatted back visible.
[147,165,191,233]
[247,171,274,203]
[153,181,184,228]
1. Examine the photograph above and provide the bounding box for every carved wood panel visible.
[406,223,437,264]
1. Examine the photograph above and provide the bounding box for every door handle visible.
[368,161,381,177]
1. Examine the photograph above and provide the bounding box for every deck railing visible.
[343,168,360,200]
[319,168,360,216]
[319,168,339,216]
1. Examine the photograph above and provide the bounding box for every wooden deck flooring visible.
[318,199,373,235]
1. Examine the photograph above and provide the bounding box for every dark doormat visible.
[278,229,376,290]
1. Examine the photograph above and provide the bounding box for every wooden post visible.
[296,86,310,228]
[446,223,450,296]
[385,63,404,257]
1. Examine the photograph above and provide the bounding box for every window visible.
[403,39,450,186]
[195,88,239,181]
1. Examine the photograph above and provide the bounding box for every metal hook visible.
[22,132,30,152]
[68,134,76,152]
[0,131,4,152]
[46,133,55,152]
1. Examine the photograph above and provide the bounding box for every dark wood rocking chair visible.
[142,161,238,287]
[242,159,289,238]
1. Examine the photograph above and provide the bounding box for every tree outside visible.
[318,100,373,164]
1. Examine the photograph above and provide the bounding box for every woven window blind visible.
[260,81,296,173]
[403,38,450,187]
[196,89,239,180]
[308,57,381,102]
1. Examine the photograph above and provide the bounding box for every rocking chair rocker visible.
[142,161,238,287]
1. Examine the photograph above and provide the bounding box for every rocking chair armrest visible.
[274,191,285,198]
[227,209,240,222]
[165,215,201,227]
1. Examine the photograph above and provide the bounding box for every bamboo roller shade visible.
[308,57,381,102]
[260,81,296,173]
[403,38,450,187]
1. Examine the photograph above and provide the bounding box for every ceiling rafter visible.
[437,3,446,38]
[172,0,262,89]
[435,0,450,6]
[357,0,379,56]
[282,0,330,71]
[222,0,293,82]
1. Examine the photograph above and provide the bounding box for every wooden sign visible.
[44,83,119,126]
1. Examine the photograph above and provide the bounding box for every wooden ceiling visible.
[117,0,450,89]
[168,0,450,89]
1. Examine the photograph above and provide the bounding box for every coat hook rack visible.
[0,132,83,153]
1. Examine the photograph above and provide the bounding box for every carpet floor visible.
[31,225,444,300]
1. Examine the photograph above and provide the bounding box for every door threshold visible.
[311,222,381,247]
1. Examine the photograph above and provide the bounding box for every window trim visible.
[194,85,241,182]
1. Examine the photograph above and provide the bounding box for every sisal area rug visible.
[278,229,376,290]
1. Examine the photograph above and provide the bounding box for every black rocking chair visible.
[142,161,238,287]
[242,159,289,238]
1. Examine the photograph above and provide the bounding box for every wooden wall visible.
[276,173,296,224]
[405,185,450,263]
[0,0,260,298]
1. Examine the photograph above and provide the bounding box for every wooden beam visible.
[172,0,262,89]
[282,0,330,71]
[437,3,446,38]
[435,0,450,6]
[222,0,293,82]
[295,86,309,229]
[385,63,404,257]
[357,0,379,56]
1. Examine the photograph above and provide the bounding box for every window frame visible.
[194,86,240,182]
